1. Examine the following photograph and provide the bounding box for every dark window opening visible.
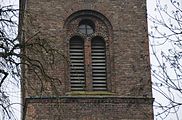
[91,37,107,91]
[79,19,95,35]
[69,36,86,91]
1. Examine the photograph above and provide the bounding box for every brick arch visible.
[63,10,113,31]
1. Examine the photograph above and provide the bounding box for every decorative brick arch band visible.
[64,10,113,31]
[64,9,113,45]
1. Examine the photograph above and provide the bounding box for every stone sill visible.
[65,91,115,96]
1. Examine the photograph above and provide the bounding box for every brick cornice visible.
[25,96,154,104]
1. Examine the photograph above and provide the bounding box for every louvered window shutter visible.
[91,38,107,91]
[69,37,85,91]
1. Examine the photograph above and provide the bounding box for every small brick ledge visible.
[25,96,154,104]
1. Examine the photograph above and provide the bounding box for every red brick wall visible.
[21,0,153,119]
[25,97,153,120]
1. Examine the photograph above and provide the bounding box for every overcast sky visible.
[147,0,182,120]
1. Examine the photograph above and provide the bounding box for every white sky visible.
[0,0,20,120]
[147,0,182,120]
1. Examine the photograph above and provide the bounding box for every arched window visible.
[79,19,95,35]
[69,36,107,91]
[69,36,85,91]
[66,10,112,92]
[91,37,107,91]
[68,20,108,91]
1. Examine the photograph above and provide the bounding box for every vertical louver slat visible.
[70,37,85,91]
[92,38,107,91]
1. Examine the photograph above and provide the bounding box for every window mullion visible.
[84,38,93,91]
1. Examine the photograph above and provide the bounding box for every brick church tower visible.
[20,0,154,119]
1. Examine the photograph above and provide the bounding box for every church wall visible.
[21,0,154,119]
[23,0,152,97]
[25,97,153,120]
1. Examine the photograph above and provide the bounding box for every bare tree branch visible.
[149,0,182,119]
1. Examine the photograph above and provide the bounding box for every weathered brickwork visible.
[25,97,153,120]
[20,0,154,119]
